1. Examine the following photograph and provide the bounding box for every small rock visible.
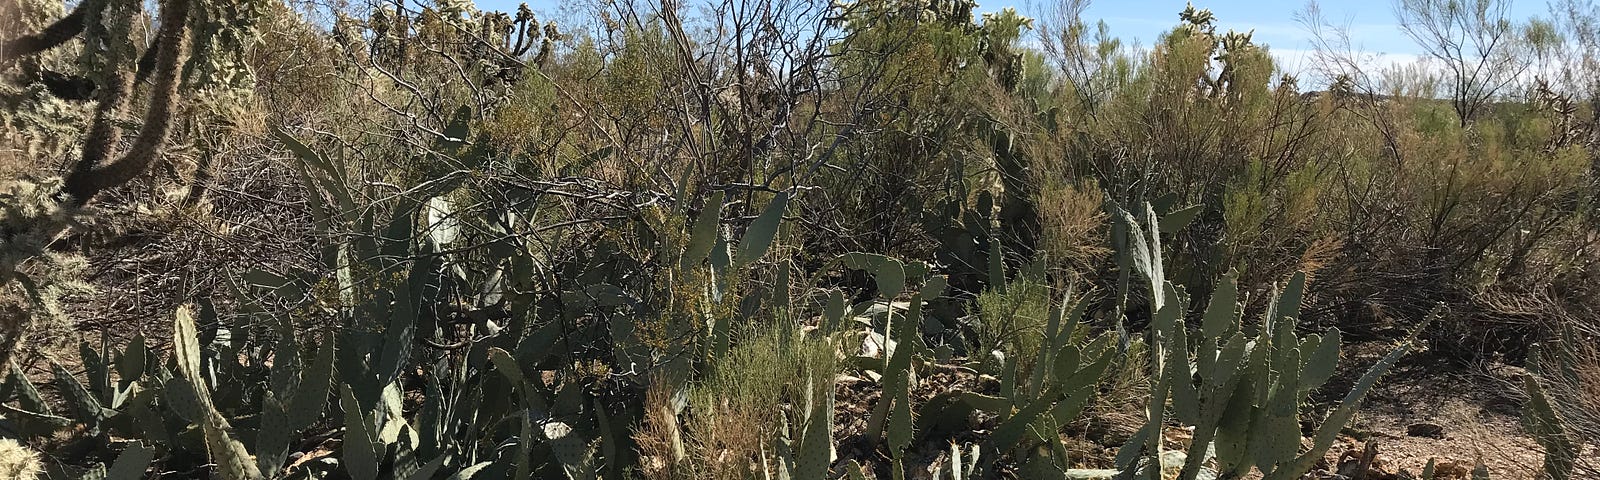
[860,331,895,358]
[1406,423,1445,439]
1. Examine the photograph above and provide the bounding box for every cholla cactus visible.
[0,0,196,373]
[0,0,65,33]
[0,177,74,281]
[0,0,69,66]
[435,0,475,25]
[1176,2,1216,35]
[0,0,90,159]
[185,0,265,105]
[0,438,41,480]
[0,82,90,160]
[0,177,89,369]
[76,0,142,87]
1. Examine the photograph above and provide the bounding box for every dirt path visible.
[1319,343,1550,479]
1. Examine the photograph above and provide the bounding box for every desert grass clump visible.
[973,268,1052,368]
[677,323,838,480]
[635,379,690,480]
[1077,336,1150,446]
[1035,178,1111,272]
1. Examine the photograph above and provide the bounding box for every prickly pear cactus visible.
[1104,201,1433,480]
[1523,372,1577,480]
[793,372,836,480]
[173,305,264,480]
[1141,273,1431,480]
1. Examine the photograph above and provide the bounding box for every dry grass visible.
[1035,178,1111,273]
[1564,343,1600,425]
[685,400,767,480]
[1541,336,1600,477]
[636,324,837,480]
[1298,235,1344,282]
[634,379,688,480]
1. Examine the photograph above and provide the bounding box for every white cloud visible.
[1268,47,1428,86]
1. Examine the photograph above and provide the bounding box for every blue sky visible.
[471,0,1551,77]
[1067,0,1546,77]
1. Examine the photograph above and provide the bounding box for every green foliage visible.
[973,264,1051,365]
[2,0,1596,478]
[1522,373,1577,479]
[691,323,835,437]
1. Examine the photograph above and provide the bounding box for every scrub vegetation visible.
[0,0,1597,477]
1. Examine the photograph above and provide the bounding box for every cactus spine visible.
[0,438,41,480]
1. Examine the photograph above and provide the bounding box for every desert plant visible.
[3,2,1598,479]
[1525,335,1600,479]
[0,0,267,371]
[0,437,40,480]
[1109,201,1432,480]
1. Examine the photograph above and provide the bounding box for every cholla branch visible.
[0,0,194,376]
[0,0,99,64]
[61,0,193,205]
